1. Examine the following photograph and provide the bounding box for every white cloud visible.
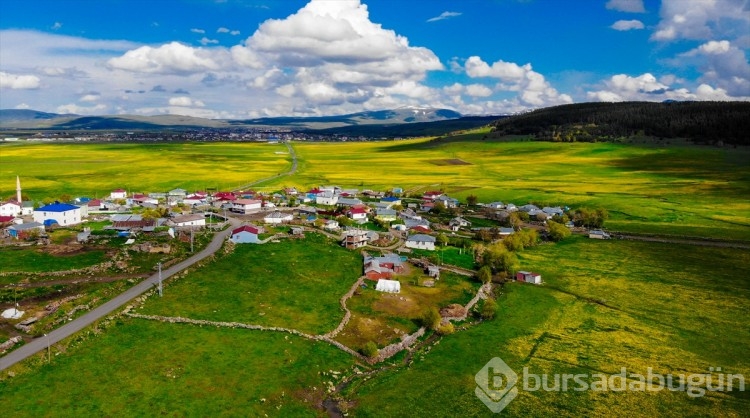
[107,42,224,74]
[190,28,205,34]
[199,37,219,46]
[56,103,107,115]
[605,0,645,13]
[168,96,205,107]
[15,103,30,109]
[611,19,645,31]
[652,0,750,41]
[0,72,41,89]
[586,72,750,102]
[427,11,462,23]
[465,84,493,97]
[217,27,230,33]
[51,22,62,30]
[230,30,241,36]
[678,40,750,96]
[80,94,100,102]
[464,56,572,107]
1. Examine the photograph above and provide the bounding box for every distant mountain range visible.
[0,106,465,131]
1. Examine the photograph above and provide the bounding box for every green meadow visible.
[0,318,355,416]
[138,233,362,335]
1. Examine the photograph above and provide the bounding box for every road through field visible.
[0,218,241,371]
[233,142,297,191]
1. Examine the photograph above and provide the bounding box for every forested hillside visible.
[490,101,750,145]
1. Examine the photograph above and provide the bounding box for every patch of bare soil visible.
[425,158,472,166]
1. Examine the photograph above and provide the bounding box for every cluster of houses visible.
[2,180,556,287]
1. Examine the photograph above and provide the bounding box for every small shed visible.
[231,225,260,244]
[516,271,542,284]
[376,279,401,293]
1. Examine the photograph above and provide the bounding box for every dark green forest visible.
[490,101,750,145]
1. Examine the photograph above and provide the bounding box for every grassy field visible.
[0,246,107,274]
[0,318,356,416]
[0,141,290,198]
[138,233,362,335]
[348,236,750,416]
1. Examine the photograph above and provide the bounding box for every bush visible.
[361,341,379,358]
[436,322,455,335]
[420,307,442,330]
[481,298,497,320]
[547,221,571,242]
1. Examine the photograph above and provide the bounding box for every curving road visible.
[0,218,241,371]
[233,142,297,191]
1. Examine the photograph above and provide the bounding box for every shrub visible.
[420,307,442,330]
[481,298,497,320]
[361,341,379,358]
[436,322,455,335]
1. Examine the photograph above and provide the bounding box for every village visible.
[1,176,612,358]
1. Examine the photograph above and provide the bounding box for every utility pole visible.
[190,228,194,253]
[158,262,163,297]
[45,333,50,364]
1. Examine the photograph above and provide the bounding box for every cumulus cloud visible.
[107,42,225,74]
[230,30,240,36]
[168,96,205,107]
[0,72,41,89]
[190,28,205,34]
[51,22,63,30]
[678,40,750,96]
[605,0,645,13]
[427,11,462,23]
[465,84,493,97]
[652,0,750,41]
[586,72,750,101]
[611,19,645,31]
[464,56,572,106]
[217,27,230,33]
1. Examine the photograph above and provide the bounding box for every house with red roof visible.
[231,225,261,244]
[347,207,368,221]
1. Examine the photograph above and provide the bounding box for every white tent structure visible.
[376,279,401,293]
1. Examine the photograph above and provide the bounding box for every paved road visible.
[0,218,241,371]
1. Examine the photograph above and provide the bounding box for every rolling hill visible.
[488,101,750,145]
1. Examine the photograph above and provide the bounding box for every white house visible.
[20,202,34,216]
[263,211,293,224]
[324,220,340,231]
[487,202,504,210]
[232,199,262,214]
[169,214,206,228]
[405,234,436,251]
[375,279,401,293]
[110,188,127,199]
[316,192,338,206]
[183,194,206,206]
[0,201,21,217]
[435,195,459,208]
[231,225,260,244]
[347,208,368,221]
[449,217,471,231]
[33,203,82,226]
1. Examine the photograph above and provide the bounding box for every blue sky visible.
[1,0,748,118]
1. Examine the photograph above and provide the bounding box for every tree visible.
[466,194,478,206]
[436,233,448,247]
[481,298,497,320]
[59,193,72,203]
[482,242,519,274]
[420,307,442,331]
[477,265,492,284]
[431,201,446,215]
[42,197,55,206]
[547,221,571,242]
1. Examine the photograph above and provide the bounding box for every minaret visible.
[16,176,22,203]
